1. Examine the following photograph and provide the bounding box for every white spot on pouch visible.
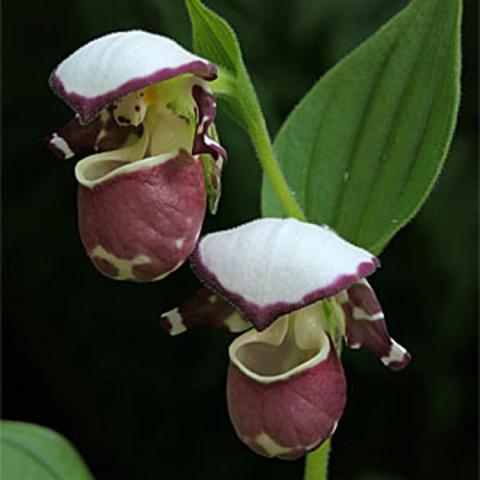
[252,429,330,458]
[175,237,185,249]
[255,433,292,457]
[92,245,150,280]
[152,260,184,281]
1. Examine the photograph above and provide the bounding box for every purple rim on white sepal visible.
[50,30,217,123]
[191,218,379,331]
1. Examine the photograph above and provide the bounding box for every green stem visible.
[304,441,331,480]
[212,68,305,220]
[247,118,306,220]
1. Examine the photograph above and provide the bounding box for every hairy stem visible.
[212,68,305,220]
[248,118,306,220]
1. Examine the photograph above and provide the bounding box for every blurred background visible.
[2,0,478,479]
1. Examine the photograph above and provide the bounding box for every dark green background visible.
[2,0,478,479]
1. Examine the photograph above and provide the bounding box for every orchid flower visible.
[161,218,411,459]
[47,30,226,282]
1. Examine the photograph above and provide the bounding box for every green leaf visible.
[1,421,95,480]
[262,0,462,254]
[185,0,264,134]
[186,0,307,219]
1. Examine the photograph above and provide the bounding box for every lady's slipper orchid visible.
[161,218,411,459]
[47,30,226,282]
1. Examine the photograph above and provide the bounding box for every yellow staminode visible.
[143,85,158,106]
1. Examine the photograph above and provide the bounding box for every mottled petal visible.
[46,111,140,160]
[227,307,346,460]
[191,218,378,331]
[192,84,226,214]
[50,30,217,123]
[192,84,226,163]
[76,130,206,282]
[337,279,411,371]
[160,288,250,336]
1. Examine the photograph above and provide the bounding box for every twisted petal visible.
[76,130,206,282]
[192,84,226,162]
[337,279,411,370]
[50,30,217,123]
[191,84,226,214]
[45,112,140,160]
[191,218,378,331]
[227,307,346,460]
[160,288,250,336]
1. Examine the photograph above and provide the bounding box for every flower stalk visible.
[211,68,306,221]
[248,117,306,220]
[305,440,331,480]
